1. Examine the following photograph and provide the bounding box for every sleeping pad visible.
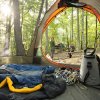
[0,64,55,93]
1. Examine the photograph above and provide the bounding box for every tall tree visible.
[85,11,88,48]
[20,0,24,32]
[77,8,80,50]
[94,17,98,48]
[71,7,73,42]
[81,9,85,50]
[27,0,45,56]
[13,0,25,56]
[69,9,72,45]
[1,0,12,56]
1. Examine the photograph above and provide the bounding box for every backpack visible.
[79,48,100,86]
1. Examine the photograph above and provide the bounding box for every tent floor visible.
[53,83,100,100]
[0,83,100,100]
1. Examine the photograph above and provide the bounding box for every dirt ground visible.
[53,50,100,66]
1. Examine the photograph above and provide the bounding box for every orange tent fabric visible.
[43,5,100,33]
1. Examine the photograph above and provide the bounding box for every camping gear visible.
[8,74,66,100]
[58,0,86,8]
[0,64,55,93]
[55,68,78,85]
[0,77,42,93]
[80,48,100,86]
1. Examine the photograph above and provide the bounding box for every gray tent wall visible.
[80,0,100,12]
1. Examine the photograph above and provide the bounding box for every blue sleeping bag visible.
[0,64,55,87]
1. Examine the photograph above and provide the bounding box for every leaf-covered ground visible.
[53,51,100,66]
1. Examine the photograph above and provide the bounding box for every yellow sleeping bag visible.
[0,76,42,93]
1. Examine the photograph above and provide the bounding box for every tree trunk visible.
[67,35,69,48]
[81,9,85,50]
[77,8,80,50]
[94,17,98,48]
[20,0,24,33]
[13,0,25,56]
[70,13,72,45]
[27,0,45,56]
[85,11,88,48]
[1,0,12,56]
[71,7,73,42]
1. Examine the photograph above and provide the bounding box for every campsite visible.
[0,0,100,100]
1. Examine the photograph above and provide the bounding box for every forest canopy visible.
[0,0,100,58]
[0,0,55,56]
[42,7,100,56]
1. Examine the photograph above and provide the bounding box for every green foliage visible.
[0,0,46,56]
[20,0,42,52]
[0,0,100,56]
[42,7,100,53]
